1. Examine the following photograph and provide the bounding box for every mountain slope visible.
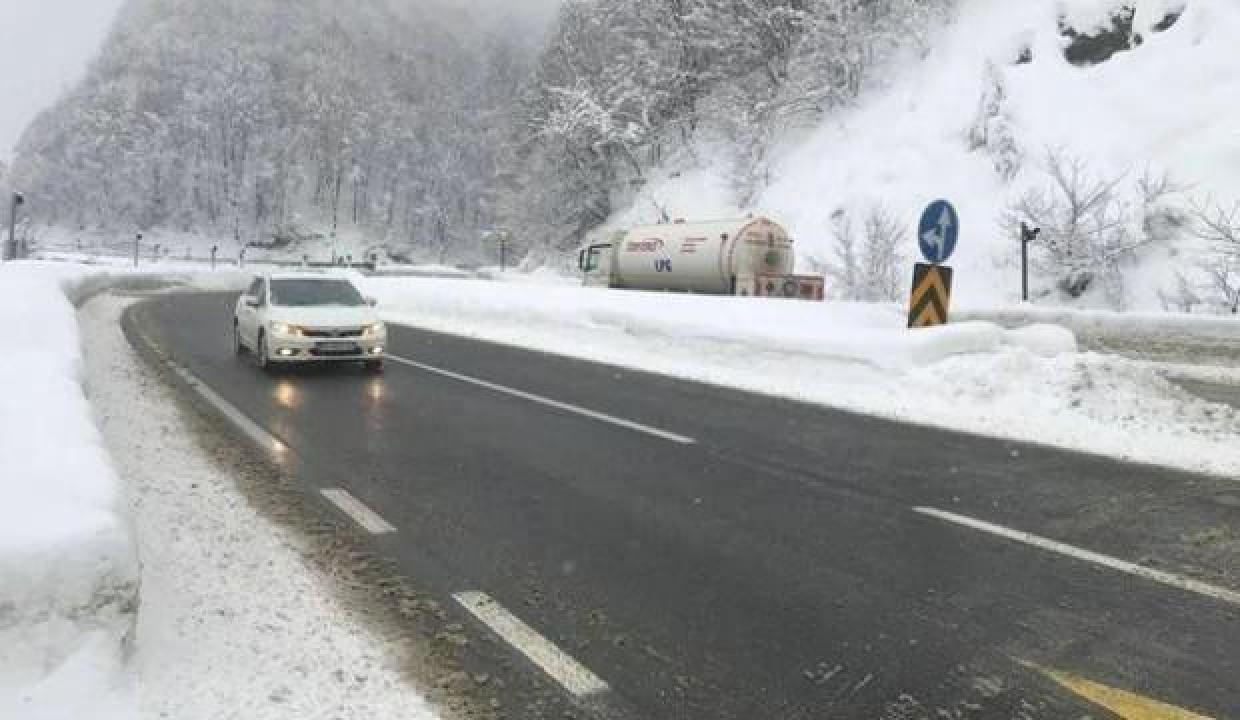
[610,0,1240,312]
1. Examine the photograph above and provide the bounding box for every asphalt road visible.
[129,292,1240,720]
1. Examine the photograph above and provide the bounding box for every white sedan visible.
[233,273,387,372]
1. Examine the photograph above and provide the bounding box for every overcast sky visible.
[0,0,125,162]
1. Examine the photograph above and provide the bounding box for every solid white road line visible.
[162,355,291,456]
[320,487,397,535]
[386,354,696,445]
[913,506,1240,607]
[453,591,610,697]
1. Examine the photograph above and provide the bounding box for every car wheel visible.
[233,321,246,355]
[256,332,271,371]
[363,359,384,373]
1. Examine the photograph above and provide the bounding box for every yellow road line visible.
[1032,665,1214,720]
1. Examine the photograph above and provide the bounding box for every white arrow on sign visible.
[921,207,953,259]
[937,207,953,237]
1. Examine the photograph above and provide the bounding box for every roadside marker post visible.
[5,192,24,262]
[909,263,954,328]
[1019,222,1041,303]
[908,200,958,329]
[494,228,512,273]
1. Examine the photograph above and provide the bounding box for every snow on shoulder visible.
[364,277,1240,477]
[366,276,1017,371]
[0,264,139,718]
[1003,323,1078,357]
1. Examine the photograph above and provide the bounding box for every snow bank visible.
[0,264,139,718]
[960,304,1240,341]
[369,264,474,278]
[365,277,1022,371]
[959,304,1240,366]
[475,266,579,285]
[365,278,1240,476]
[0,261,247,717]
[1002,323,1078,356]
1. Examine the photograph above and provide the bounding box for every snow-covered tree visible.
[10,0,958,260]
[823,205,906,302]
[8,0,536,263]
[1190,199,1240,314]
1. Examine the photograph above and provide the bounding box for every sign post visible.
[909,200,959,329]
[498,229,512,273]
[133,233,143,268]
[5,193,24,262]
[1020,222,1041,303]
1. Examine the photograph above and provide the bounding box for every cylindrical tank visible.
[610,217,793,293]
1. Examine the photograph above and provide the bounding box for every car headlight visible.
[270,322,304,337]
[363,322,386,338]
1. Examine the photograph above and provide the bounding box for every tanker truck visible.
[577,216,824,300]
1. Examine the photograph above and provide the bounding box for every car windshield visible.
[269,279,365,307]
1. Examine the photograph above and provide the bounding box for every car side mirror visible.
[245,296,260,308]
[366,297,377,307]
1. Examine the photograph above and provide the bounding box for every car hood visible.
[268,306,380,328]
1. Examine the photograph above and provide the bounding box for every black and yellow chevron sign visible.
[908,263,953,329]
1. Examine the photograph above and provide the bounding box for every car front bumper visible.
[266,334,386,363]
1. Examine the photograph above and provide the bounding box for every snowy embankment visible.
[0,264,139,718]
[366,277,1240,477]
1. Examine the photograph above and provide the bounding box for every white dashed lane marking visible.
[320,487,397,535]
[139,331,398,538]
[454,591,610,697]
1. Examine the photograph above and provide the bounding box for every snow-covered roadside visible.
[958,304,1240,342]
[364,278,1240,477]
[81,295,439,719]
[958,305,1240,365]
[0,264,139,719]
[0,262,439,718]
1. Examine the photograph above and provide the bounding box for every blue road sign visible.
[918,200,959,264]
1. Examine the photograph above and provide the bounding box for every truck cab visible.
[578,240,616,287]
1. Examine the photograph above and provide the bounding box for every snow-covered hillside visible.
[614,0,1240,312]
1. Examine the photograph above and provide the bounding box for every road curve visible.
[128,291,1240,720]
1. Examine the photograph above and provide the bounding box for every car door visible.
[238,277,264,346]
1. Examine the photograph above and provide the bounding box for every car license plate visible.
[318,341,355,352]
